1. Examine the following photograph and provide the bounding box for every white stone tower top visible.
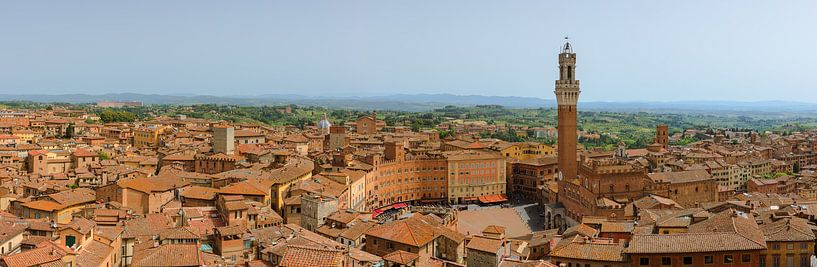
[555,37,581,106]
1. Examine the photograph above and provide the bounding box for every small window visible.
[801,243,809,249]
[724,255,734,264]
[661,257,671,265]
[742,254,751,263]
[772,243,781,250]
[704,255,714,264]
[786,243,794,250]
[639,258,649,266]
[683,256,693,265]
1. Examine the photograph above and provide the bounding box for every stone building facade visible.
[300,194,339,232]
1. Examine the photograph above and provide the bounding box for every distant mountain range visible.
[1,93,815,113]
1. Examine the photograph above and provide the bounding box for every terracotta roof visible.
[467,141,486,149]
[266,158,314,184]
[648,169,712,184]
[73,148,97,157]
[25,219,56,232]
[221,195,244,201]
[118,173,189,193]
[223,200,249,211]
[445,140,473,149]
[759,217,815,242]
[288,175,347,199]
[326,210,360,225]
[215,225,247,237]
[688,209,766,247]
[134,244,202,267]
[562,223,598,238]
[434,224,466,244]
[162,153,195,161]
[219,181,267,196]
[1,241,70,267]
[0,220,27,244]
[234,130,265,137]
[466,236,504,253]
[549,236,625,262]
[515,156,558,166]
[61,217,96,235]
[46,188,96,207]
[28,149,48,156]
[499,259,558,267]
[246,260,275,267]
[482,225,507,235]
[632,194,683,210]
[316,225,344,238]
[180,186,219,200]
[21,200,63,212]
[626,232,766,254]
[122,214,172,239]
[511,229,559,247]
[279,245,344,267]
[339,221,377,241]
[382,250,419,265]
[282,135,309,143]
[600,221,634,233]
[365,216,436,247]
[339,169,366,183]
[75,239,113,267]
[159,227,200,240]
[20,235,51,246]
[94,226,123,241]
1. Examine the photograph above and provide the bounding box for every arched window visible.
[567,66,573,80]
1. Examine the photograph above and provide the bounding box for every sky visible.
[1,1,816,102]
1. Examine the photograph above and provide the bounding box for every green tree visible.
[99,109,137,123]
[65,123,75,138]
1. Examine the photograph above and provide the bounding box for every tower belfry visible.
[555,37,580,181]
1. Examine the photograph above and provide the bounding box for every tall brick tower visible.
[656,124,669,149]
[555,38,580,181]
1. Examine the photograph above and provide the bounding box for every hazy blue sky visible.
[1,1,815,102]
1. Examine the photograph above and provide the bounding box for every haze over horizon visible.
[2,1,816,102]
